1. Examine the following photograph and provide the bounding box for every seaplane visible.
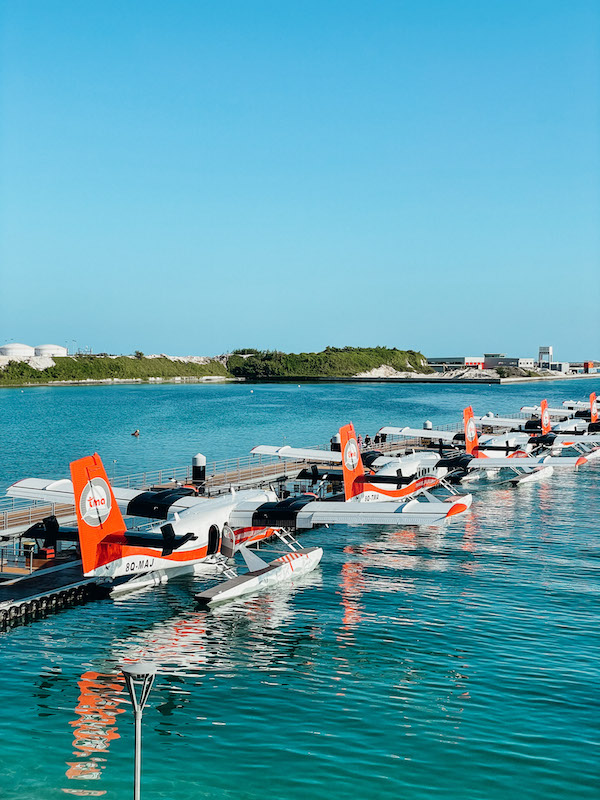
[251,427,474,502]
[378,406,590,485]
[257,409,586,489]
[563,397,599,411]
[470,395,600,458]
[7,424,472,605]
[520,393,600,433]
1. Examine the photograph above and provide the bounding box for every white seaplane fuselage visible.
[352,451,449,501]
[103,488,279,585]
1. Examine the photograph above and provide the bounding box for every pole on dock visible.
[122,661,157,800]
[192,453,207,494]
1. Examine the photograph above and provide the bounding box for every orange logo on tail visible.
[79,477,111,526]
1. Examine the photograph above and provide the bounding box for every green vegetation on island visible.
[0,347,434,386]
[0,356,228,385]
[227,346,432,379]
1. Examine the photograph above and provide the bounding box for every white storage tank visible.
[0,343,35,358]
[34,344,68,357]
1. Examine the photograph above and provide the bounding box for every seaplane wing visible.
[250,445,342,463]
[7,478,208,519]
[466,455,587,469]
[228,495,471,530]
[378,426,458,442]
[553,433,600,445]
[521,406,574,418]
[472,416,531,429]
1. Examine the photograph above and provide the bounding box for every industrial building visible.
[427,356,485,371]
[427,345,582,374]
[483,354,536,370]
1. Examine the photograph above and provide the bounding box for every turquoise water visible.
[0,379,598,799]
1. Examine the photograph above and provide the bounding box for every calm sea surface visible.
[0,379,598,799]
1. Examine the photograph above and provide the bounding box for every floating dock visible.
[0,559,106,627]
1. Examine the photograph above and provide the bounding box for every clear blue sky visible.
[1,1,598,360]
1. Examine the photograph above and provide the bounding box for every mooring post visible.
[192,453,207,494]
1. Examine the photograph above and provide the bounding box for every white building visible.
[539,346,553,366]
[34,344,68,357]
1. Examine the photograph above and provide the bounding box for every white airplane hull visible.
[508,465,554,485]
[110,556,226,595]
[196,547,323,607]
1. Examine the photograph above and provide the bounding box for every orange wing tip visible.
[575,456,588,467]
[445,502,469,518]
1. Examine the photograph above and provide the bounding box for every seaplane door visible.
[220,526,235,558]
[207,524,221,556]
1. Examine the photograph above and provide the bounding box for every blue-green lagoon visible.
[0,379,598,799]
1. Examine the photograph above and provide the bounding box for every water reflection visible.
[109,570,322,678]
[64,671,125,794]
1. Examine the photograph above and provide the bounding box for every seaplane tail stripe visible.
[358,475,440,498]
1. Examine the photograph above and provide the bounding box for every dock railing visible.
[0,419,467,533]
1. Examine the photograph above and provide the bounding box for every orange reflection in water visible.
[64,671,125,790]
[339,552,366,628]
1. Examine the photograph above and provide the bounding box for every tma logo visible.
[541,409,550,430]
[79,478,111,526]
[466,418,477,442]
[343,438,360,470]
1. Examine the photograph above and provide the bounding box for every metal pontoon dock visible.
[0,559,105,627]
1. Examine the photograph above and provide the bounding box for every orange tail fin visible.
[590,392,598,423]
[70,453,127,576]
[339,423,365,499]
[540,399,551,434]
[463,406,479,455]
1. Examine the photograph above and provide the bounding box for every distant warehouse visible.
[427,356,485,372]
[483,354,536,370]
